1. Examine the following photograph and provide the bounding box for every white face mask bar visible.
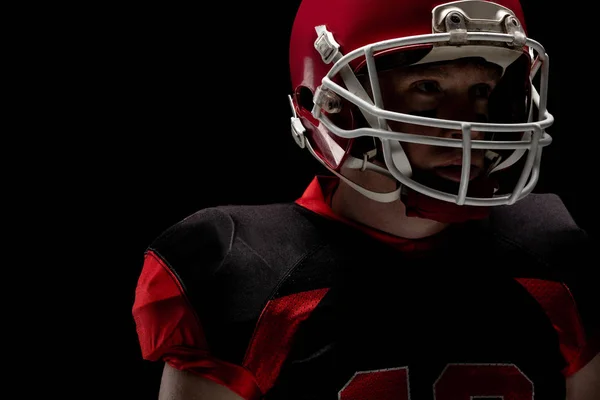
[308,0,554,207]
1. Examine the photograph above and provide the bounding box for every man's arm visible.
[158,363,245,400]
[566,353,600,400]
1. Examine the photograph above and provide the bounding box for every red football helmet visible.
[288,0,554,223]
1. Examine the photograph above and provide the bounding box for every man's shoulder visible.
[146,202,326,274]
[486,192,589,266]
[490,193,586,241]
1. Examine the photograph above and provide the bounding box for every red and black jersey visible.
[133,176,599,399]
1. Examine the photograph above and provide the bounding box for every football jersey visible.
[133,175,599,399]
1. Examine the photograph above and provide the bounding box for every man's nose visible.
[438,99,486,140]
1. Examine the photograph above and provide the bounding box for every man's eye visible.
[411,109,437,118]
[413,80,441,93]
[472,83,492,98]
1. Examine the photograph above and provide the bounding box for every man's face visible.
[377,58,503,183]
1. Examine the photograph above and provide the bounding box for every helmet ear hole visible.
[296,86,315,113]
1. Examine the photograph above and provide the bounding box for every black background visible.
[39,1,598,398]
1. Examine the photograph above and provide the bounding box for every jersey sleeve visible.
[559,232,600,377]
[132,212,262,400]
[496,194,599,378]
[516,277,599,377]
[560,285,599,377]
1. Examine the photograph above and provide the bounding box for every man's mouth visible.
[433,165,482,182]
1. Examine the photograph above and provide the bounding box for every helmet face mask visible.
[289,0,553,213]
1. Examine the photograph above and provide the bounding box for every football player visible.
[133,0,599,398]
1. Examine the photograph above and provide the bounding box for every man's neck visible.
[330,179,449,239]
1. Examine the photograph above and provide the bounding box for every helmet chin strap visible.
[307,138,402,203]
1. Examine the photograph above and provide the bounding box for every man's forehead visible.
[394,58,503,79]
